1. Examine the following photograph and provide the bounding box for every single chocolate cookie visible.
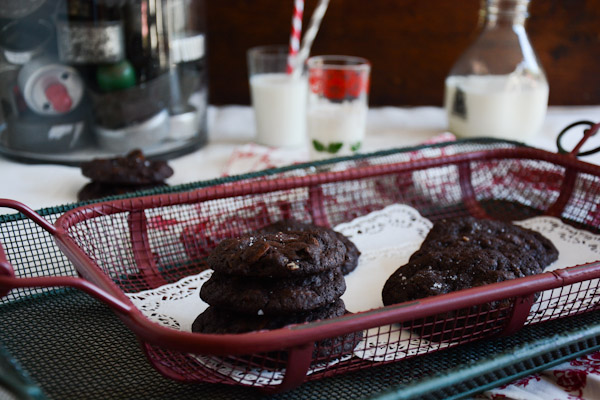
[261,220,361,275]
[410,216,558,270]
[80,149,173,185]
[192,298,347,334]
[200,269,346,314]
[192,299,363,359]
[382,247,532,306]
[335,233,361,275]
[313,329,364,359]
[77,181,167,201]
[207,230,346,278]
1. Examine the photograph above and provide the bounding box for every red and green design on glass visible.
[308,55,371,102]
[309,68,370,101]
[312,139,362,154]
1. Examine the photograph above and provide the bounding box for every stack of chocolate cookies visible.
[192,220,362,358]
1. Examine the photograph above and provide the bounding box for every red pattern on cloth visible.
[570,352,600,371]
[222,143,309,176]
[553,369,587,396]
[501,374,542,389]
[222,132,457,176]
[479,351,600,399]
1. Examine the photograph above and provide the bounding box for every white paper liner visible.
[515,217,600,323]
[126,204,600,382]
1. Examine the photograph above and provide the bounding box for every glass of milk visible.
[306,55,371,160]
[247,45,307,148]
[444,0,549,141]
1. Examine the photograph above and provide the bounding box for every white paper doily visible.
[126,204,600,371]
[336,204,433,312]
[514,217,600,323]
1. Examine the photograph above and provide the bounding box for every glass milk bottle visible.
[444,0,548,140]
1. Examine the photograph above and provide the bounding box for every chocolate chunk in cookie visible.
[262,220,361,275]
[200,269,346,314]
[207,230,346,278]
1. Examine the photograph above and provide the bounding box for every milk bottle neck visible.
[482,0,529,29]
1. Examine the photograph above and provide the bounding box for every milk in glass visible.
[307,99,367,159]
[250,73,307,147]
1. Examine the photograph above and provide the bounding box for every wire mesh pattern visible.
[4,288,600,400]
[3,139,600,393]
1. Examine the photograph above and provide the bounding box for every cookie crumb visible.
[286,262,300,270]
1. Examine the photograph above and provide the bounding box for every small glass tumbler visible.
[307,55,371,160]
[247,45,307,148]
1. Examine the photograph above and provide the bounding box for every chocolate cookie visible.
[207,230,346,278]
[262,220,361,275]
[192,299,363,359]
[314,329,364,359]
[410,216,558,270]
[192,298,347,334]
[200,269,346,314]
[382,247,531,306]
[80,149,173,185]
[77,181,167,201]
[382,217,558,307]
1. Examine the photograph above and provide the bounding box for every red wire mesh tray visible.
[2,139,600,393]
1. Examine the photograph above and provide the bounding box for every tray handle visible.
[548,121,600,217]
[0,199,132,314]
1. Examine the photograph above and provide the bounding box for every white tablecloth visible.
[1,105,599,211]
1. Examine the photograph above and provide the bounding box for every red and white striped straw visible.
[292,0,330,79]
[287,0,304,74]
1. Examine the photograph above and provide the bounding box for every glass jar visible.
[0,0,208,163]
[444,0,548,141]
